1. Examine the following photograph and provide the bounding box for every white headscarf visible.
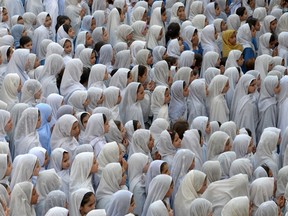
[258,33,273,56]
[129,129,151,158]
[10,181,36,216]
[150,118,170,146]
[217,151,237,179]
[107,8,121,46]
[189,198,213,216]
[88,64,107,89]
[79,48,94,69]
[225,50,242,70]
[45,207,69,216]
[232,134,252,158]
[69,188,94,216]
[70,152,95,193]
[46,93,64,126]
[60,58,86,102]
[237,23,255,51]
[106,190,133,216]
[0,154,8,181]
[153,60,170,87]
[132,20,147,41]
[167,38,181,58]
[20,79,42,105]
[110,68,131,91]
[207,131,230,160]
[229,158,253,181]
[147,25,163,50]
[276,166,288,197]
[0,110,10,140]
[151,85,169,121]
[14,107,41,156]
[142,174,172,216]
[202,160,221,183]
[204,2,217,24]
[200,51,219,78]
[67,90,88,113]
[188,1,203,20]
[152,46,166,64]
[97,142,120,172]
[86,87,103,113]
[174,170,207,216]
[131,6,146,24]
[146,200,169,216]
[255,54,274,80]
[220,121,237,141]
[157,130,178,166]
[201,25,220,55]
[255,201,278,216]
[221,196,250,216]
[50,114,79,158]
[224,67,240,109]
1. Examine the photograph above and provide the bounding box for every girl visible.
[79,48,96,69]
[67,90,89,113]
[113,50,131,69]
[57,24,75,42]
[87,87,104,113]
[132,20,148,42]
[257,76,280,138]
[70,189,96,216]
[207,131,231,160]
[187,79,208,125]
[88,64,108,89]
[50,114,80,159]
[200,51,220,78]
[157,130,181,169]
[20,79,42,106]
[102,86,122,120]
[152,46,167,64]
[170,2,186,25]
[0,154,12,182]
[174,170,207,216]
[207,75,229,123]
[258,33,277,56]
[96,162,126,210]
[33,13,54,57]
[0,110,12,142]
[204,2,221,24]
[232,134,254,158]
[60,59,86,103]
[254,54,274,80]
[260,15,277,35]
[182,26,203,55]
[224,67,241,109]
[225,50,244,70]
[222,30,243,58]
[70,152,98,193]
[80,15,96,33]
[150,7,167,46]
[98,44,114,73]
[76,112,90,144]
[201,24,220,55]
[110,69,133,93]
[107,7,125,46]
[84,113,109,157]
[168,80,189,123]
[49,148,70,196]
[106,190,135,216]
[151,86,170,122]
[116,24,133,45]
[10,181,38,216]
[120,82,145,127]
[43,190,67,214]
[167,38,184,58]
[278,76,288,134]
[92,27,109,45]
[128,153,149,216]
[14,107,41,156]
[222,196,250,216]
[10,154,40,189]
[11,24,27,48]
[75,31,93,48]
[277,32,288,66]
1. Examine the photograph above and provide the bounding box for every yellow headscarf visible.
[222,30,243,58]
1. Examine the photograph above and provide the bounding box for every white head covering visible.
[204,2,217,24]
[106,190,133,216]
[225,50,242,70]
[10,181,36,216]
[153,60,170,87]
[69,188,94,216]
[28,146,47,167]
[20,79,42,105]
[255,54,274,80]
[276,13,288,34]
[48,148,67,172]
[253,7,267,24]
[179,51,195,68]
[227,14,241,30]
[189,198,213,216]
[181,129,203,170]
[0,154,8,180]
[221,196,250,216]
[260,15,276,35]
[151,85,169,121]
[97,142,120,171]
[220,121,237,141]
[157,130,178,164]
[188,1,203,20]
[79,48,94,68]
[50,114,79,158]
[276,166,288,197]
[88,64,107,89]
[207,131,230,160]
[46,42,64,58]
[67,90,88,113]
[46,93,64,126]
[0,110,10,139]
[204,67,220,85]
[107,8,121,46]
[146,200,169,216]
[131,6,146,24]
[202,160,221,183]
[229,158,253,181]
[132,21,147,41]
[191,14,207,32]
[255,201,278,216]
[0,73,21,110]
[60,58,85,102]
[129,129,151,158]
[217,151,236,179]
[237,23,255,52]
[14,107,41,156]
[232,134,252,158]
[200,51,219,78]
[258,33,273,56]
[110,68,131,90]
[114,50,131,69]
[86,209,106,216]
[152,46,166,64]
[201,25,220,55]
[45,207,69,216]
[142,174,172,216]
[167,38,181,58]
[174,170,207,216]
[70,152,95,193]
[146,25,163,50]
[87,87,103,113]
[128,153,149,192]
[150,118,170,146]
[10,154,38,189]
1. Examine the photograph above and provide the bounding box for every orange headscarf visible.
[222,30,243,58]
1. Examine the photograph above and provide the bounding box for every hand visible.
[147,80,155,91]
[80,8,86,18]
[122,138,129,148]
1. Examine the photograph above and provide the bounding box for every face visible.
[1,8,8,22]
[228,32,237,45]
[172,133,182,148]
[236,55,244,66]
[146,53,153,65]
[36,112,42,129]
[86,33,93,47]
[221,21,227,31]
[247,138,254,154]
[205,18,209,27]
[33,160,41,176]
[68,27,75,38]
[214,28,218,40]
[102,29,109,42]
[177,6,186,20]
[224,139,232,151]
[90,18,96,31]
[178,39,184,53]
[161,163,170,175]
[120,11,125,22]
[148,135,154,151]
[44,15,52,28]
[215,5,221,16]
[5,157,12,177]
[80,194,96,215]
[158,29,163,41]
[241,9,248,21]
[189,159,195,170]
[161,11,167,22]
[128,196,136,213]
[255,21,261,31]
[205,122,211,134]
[90,157,98,174]
[270,19,277,32]
[274,82,281,94]
[251,26,257,38]
[164,88,171,104]
[64,41,72,54]
[30,188,39,205]
[104,119,110,133]
[70,121,80,138]
[183,84,189,97]
[139,70,148,84]
[34,89,42,100]
[62,153,70,170]
[205,84,209,96]
[165,182,174,198]
[23,41,33,52]
[192,31,199,46]
[97,94,104,104]
[17,80,22,93]
[136,85,145,101]
[116,92,122,104]
[4,118,13,133]
[248,79,257,94]
[197,178,207,194]
[222,81,230,94]
[34,58,40,69]
[90,52,96,65]
[142,11,148,22]
[120,170,127,186]
[118,144,123,162]
[82,114,90,129]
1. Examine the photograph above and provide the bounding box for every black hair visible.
[94,41,107,55]
[81,192,94,207]
[110,69,118,77]
[261,164,272,176]
[103,114,107,124]
[172,120,189,139]
[137,84,143,93]
[214,2,219,9]
[81,112,90,124]
[127,71,132,79]
[80,67,91,87]
[269,34,276,44]
[20,36,32,47]
[245,128,252,137]
[160,161,168,173]
[56,67,65,89]
[182,81,186,89]
[114,120,122,131]
[166,22,180,42]
[194,53,202,68]
[0,183,8,190]
[138,65,147,78]
[161,7,166,15]
[116,7,122,15]
[55,15,71,32]
[246,17,258,28]
[198,129,203,141]
[62,24,72,34]
[133,120,139,131]
[217,121,222,127]
[236,7,246,17]
[165,56,178,69]
[17,16,23,21]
